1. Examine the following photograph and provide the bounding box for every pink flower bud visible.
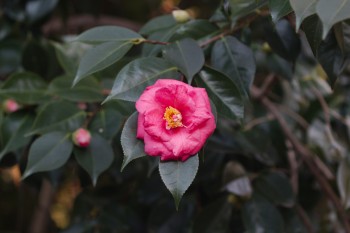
[3,99,20,113]
[72,128,91,148]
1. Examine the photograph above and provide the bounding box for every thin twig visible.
[143,39,170,45]
[286,140,299,194]
[244,114,275,131]
[296,205,315,233]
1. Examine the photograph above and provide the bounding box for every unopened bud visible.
[3,99,20,113]
[72,128,91,148]
[172,10,191,23]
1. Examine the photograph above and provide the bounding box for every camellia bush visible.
[1,0,350,232]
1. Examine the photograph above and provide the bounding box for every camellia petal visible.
[135,79,216,161]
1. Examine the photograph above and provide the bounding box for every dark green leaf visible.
[48,75,103,102]
[139,15,177,35]
[334,21,350,54]
[289,0,317,29]
[22,39,49,77]
[120,112,146,171]
[197,67,244,119]
[159,155,199,209]
[268,0,293,23]
[0,40,22,75]
[0,71,48,104]
[104,57,179,102]
[211,36,256,98]
[74,41,133,85]
[337,158,350,209]
[254,172,295,207]
[0,113,34,160]
[89,107,123,140]
[29,101,86,135]
[25,0,58,23]
[316,0,350,38]
[242,196,285,233]
[74,134,114,186]
[22,132,73,179]
[76,26,143,44]
[229,0,268,21]
[302,14,323,55]
[163,38,204,84]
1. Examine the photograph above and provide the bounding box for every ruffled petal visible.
[143,108,171,141]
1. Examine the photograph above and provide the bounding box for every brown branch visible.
[251,86,350,232]
[143,39,170,45]
[286,140,299,194]
[296,205,315,233]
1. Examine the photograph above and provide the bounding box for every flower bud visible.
[72,128,91,148]
[3,99,20,113]
[172,10,191,23]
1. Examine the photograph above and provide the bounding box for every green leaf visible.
[289,0,317,30]
[159,155,199,209]
[22,132,73,179]
[211,36,256,98]
[337,158,350,209]
[225,176,252,197]
[253,171,295,207]
[74,134,114,186]
[89,107,123,140]
[334,21,350,54]
[76,26,143,44]
[163,38,204,84]
[48,75,103,102]
[104,57,179,103]
[0,40,23,75]
[316,0,350,38]
[229,0,268,21]
[302,14,323,55]
[268,0,293,23]
[197,67,244,119]
[29,101,86,135]
[120,112,146,171]
[74,41,133,85]
[242,195,285,233]
[25,0,58,23]
[0,71,48,104]
[139,15,177,35]
[0,113,34,160]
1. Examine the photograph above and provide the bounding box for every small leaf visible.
[25,0,59,23]
[120,112,146,171]
[159,155,199,209]
[74,41,133,85]
[225,176,252,197]
[104,57,179,103]
[48,75,103,102]
[253,171,295,207]
[228,0,268,21]
[29,101,86,135]
[211,36,256,98]
[289,0,317,30]
[316,0,350,38]
[0,113,34,160]
[74,134,114,186]
[163,38,204,84]
[242,195,285,233]
[302,14,323,55]
[89,107,123,140]
[197,67,244,119]
[139,15,177,35]
[22,132,73,179]
[334,21,350,54]
[76,26,143,44]
[268,0,293,23]
[0,71,48,104]
[337,158,350,209]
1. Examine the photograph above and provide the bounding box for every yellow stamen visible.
[163,106,185,130]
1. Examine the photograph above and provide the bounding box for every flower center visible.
[163,106,185,130]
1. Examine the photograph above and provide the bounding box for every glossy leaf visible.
[229,0,268,21]
[0,71,48,104]
[334,21,350,54]
[74,41,133,85]
[302,14,323,55]
[29,101,86,135]
[268,0,293,23]
[22,132,73,179]
[0,40,22,75]
[211,36,256,98]
[242,196,285,233]
[225,176,252,197]
[159,155,199,209]
[48,75,103,102]
[163,38,204,84]
[316,0,350,38]
[89,107,123,140]
[0,113,34,160]
[337,158,350,209]
[120,112,146,171]
[104,57,179,102]
[139,15,177,35]
[197,67,244,119]
[25,0,58,23]
[254,172,295,207]
[289,0,317,29]
[74,134,114,186]
[76,26,143,44]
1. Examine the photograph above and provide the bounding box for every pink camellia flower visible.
[3,99,20,113]
[136,79,216,161]
[72,128,91,148]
